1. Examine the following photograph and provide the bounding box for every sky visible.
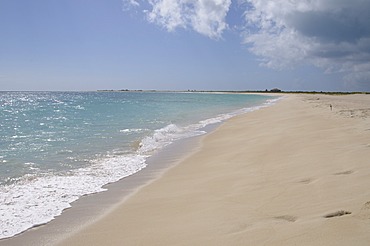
[0,0,369,92]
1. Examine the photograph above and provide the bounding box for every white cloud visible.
[130,0,231,39]
[241,0,370,87]
[147,0,186,31]
[122,0,140,11]
[189,0,231,39]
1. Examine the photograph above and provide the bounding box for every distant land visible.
[97,89,370,95]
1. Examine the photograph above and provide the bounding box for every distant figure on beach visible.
[330,104,332,111]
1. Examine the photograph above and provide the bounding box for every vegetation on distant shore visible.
[240,90,370,95]
[97,89,369,95]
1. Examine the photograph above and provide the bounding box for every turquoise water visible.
[0,91,277,238]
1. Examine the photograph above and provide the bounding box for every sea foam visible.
[0,154,147,239]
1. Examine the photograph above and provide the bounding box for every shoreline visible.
[2,93,370,245]
[0,93,276,243]
[58,94,370,245]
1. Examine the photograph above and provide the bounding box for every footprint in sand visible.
[333,170,354,175]
[274,215,297,222]
[227,222,252,235]
[323,210,351,218]
[355,202,370,220]
[362,201,370,210]
[298,178,314,184]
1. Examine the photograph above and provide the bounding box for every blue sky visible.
[0,0,369,91]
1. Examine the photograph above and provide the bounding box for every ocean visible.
[0,91,278,239]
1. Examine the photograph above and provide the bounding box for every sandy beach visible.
[54,94,370,245]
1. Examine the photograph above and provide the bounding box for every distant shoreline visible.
[1,89,368,95]
[96,89,370,95]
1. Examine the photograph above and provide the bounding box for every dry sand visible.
[58,94,370,246]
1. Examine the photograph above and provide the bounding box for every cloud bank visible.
[123,0,370,88]
[242,0,370,88]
